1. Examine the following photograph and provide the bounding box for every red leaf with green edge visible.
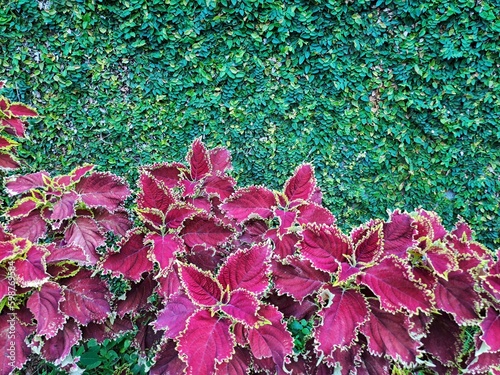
[151,340,187,375]
[239,219,268,244]
[422,312,461,366]
[272,257,329,301]
[50,191,78,221]
[209,147,232,173]
[0,152,19,170]
[358,348,392,375]
[53,165,94,187]
[117,275,156,318]
[8,103,38,117]
[146,232,184,272]
[64,217,105,264]
[221,289,261,326]
[177,309,234,375]
[153,293,196,338]
[134,313,163,354]
[265,293,316,320]
[188,138,211,180]
[143,162,185,188]
[0,241,15,262]
[485,260,500,300]
[383,210,416,258]
[27,282,66,338]
[138,207,164,229]
[186,244,224,273]
[204,175,236,200]
[2,117,25,137]
[435,270,481,324]
[0,136,17,150]
[284,164,316,202]
[480,306,500,352]
[0,269,9,301]
[41,319,81,365]
[452,221,472,241]
[359,257,431,314]
[180,177,199,196]
[360,300,420,365]
[137,172,176,212]
[296,202,335,226]
[314,287,369,355]
[82,316,133,343]
[325,343,361,374]
[157,265,182,299]
[164,204,198,229]
[14,244,49,288]
[414,209,447,241]
[216,346,251,375]
[266,229,299,259]
[8,209,47,241]
[102,230,153,282]
[338,262,361,283]
[60,270,111,325]
[76,172,130,211]
[351,220,383,265]
[0,310,35,373]
[93,207,131,236]
[181,215,233,248]
[425,244,458,279]
[217,243,271,295]
[221,186,276,223]
[179,263,222,307]
[5,171,50,195]
[247,304,293,371]
[45,244,88,265]
[300,224,352,273]
[275,209,297,236]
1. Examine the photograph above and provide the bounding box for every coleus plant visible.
[0,81,38,170]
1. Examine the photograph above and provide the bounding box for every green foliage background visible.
[1,0,499,249]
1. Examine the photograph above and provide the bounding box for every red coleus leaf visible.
[116,275,156,318]
[284,164,316,203]
[179,263,222,307]
[27,282,66,338]
[480,306,500,352]
[217,243,271,295]
[209,147,232,173]
[421,312,462,366]
[157,265,182,299]
[272,257,329,301]
[82,316,133,343]
[14,244,50,288]
[383,210,417,258]
[8,209,47,242]
[8,103,38,117]
[45,244,88,265]
[93,207,132,236]
[2,117,26,138]
[266,229,300,259]
[76,172,130,211]
[102,230,153,282]
[41,320,81,365]
[425,243,458,279]
[181,215,233,248]
[358,257,431,314]
[154,292,196,339]
[53,165,94,187]
[414,209,448,241]
[275,209,297,236]
[360,299,420,365]
[187,138,212,180]
[143,162,185,188]
[300,224,352,273]
[296,202,336,226]
[0,269,9,301]
[314,287,369,355]
[151,340,187,375]
[177,309,235,375]
[434,270,482,324]
[215,346,251,375]
[351,220,383,265]
[64,217,105,265]
[134,313,163,354]
[137,172,176,212]
[0,241,16,263]
[61,270,111,325]
[0,136,17,150]
[221,289,261,326]
[50,191,78,221]
[0,310,35,373]
[6,197,38,218]
[146,232,184,272]
[221,186,276,223]
[204,175,236,200]
[5,171,49,195]
[247,304,293,371]
[164,204,198,229]
[0,152,19,170]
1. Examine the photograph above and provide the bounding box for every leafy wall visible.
[1,0,499,249]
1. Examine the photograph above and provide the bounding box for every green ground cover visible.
[1,0,499,249]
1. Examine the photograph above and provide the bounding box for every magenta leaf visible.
[221,186,276,223]
[266,229,299,259]
[116,275,156,318]
[13,244,49,287]
[359,257,431,314]
[50,191,78,221]
[422,312,462,366]
[314,287,369,355]
[275,209,297,236]
[45,244,88,265]
[221,289,261,326]
[102,230,153,282]
[0,152,19,170]
[272,257,329,301]
[76,172,130,211]
[0,310,35,373]
[480,306,500,352]
[181,215,233,248]
[60,270,111,325]
[151,341,187,375]
[6,197,37,218]
[383,210,416,258]
[93,207,132,236]
[284,164,316,202]
[296,202,335,226]
[360,300,420,365]
[177,309,234,375]
[0,241,15,263]
[41,320,81,365]
[187,138,211,180]
[179,263,222,307]
[300,224,351,273]
[143,162,184,188]
[204,175,236,200]
[8,103,38,117]
[8,209,47,241]
[425,244,458,278]
[146,232,184,272]
[157,265,182,299]
[27,282,66,338]
[351,221,383,265]
[64,217,105,264]
[217,244,271,295]
[82,317,133,343]
[164,204,198,229]
[153,293,196,338]
[209,147,232,173]
[137,172,176,212]
[215,346,251,375]
[5,171,49,195]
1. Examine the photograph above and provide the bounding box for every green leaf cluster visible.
[1,0,498,251]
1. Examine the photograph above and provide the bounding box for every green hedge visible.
[1,0,499,249]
